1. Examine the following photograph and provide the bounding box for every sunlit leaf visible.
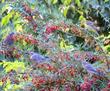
[16,24,23,32]
[12,84,21,90]
[79,15,86,22]
[51,0,58,4]
[5,79,11,91]
[75,0,81,7]
[60,39,66,49]
[2,61,26,73]
[2,0,5,3]
[104,0,109,3]
[0,81,3,86]
[1,16,10,26]
[77,10,83,15]
[63,6,69,17]
[60,38,74,51]
[1,11,14,26]
[61,0,72,5]
[0,62,3,66]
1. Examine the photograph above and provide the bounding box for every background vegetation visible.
[0,0,110,91]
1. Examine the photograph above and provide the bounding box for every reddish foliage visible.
[32,76,46,88]
[64,85,71,91]
[22,3,37,32]
[12,33,38,45]
[37,63,57,72]
[80,82,92,91]
[45,25,60,34]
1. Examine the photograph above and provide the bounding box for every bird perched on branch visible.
[28,52,51,64]
[81,61,105,77]
[4,32,15,46]
[0,32,15,60]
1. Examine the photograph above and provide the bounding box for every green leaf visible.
[103,45,110,52]
[23,40,27,46]
[2,0,5,3]
[45,0,51,5]
[77,10,83,15]
[3,61,26,73]
[79,15,86,22]
[107,46,110,52]
[63,6,69,17]
[64,0,71,5]
[51,0,58,4]
[104,0,109,3]
[61,0,65,3]
[0,62,3,66]
[1,16,10,26]
[1,11,14,26]
[60,38,74,51]
[61,0,71,5]
[75,0,81,7]
[2,4,11,14]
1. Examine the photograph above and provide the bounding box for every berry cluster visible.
[37,63,57,72]
[32,76,46,88]
[12,33,38,45]
[45,25,60,34]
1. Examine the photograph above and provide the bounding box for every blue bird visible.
[28,52,51,64]
[81,61,105,77]
[4,32,14,46]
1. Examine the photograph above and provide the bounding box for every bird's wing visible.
[82,61,97,72]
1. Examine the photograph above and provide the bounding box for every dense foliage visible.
[0,0,110,91]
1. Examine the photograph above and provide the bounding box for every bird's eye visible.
[86,59,95,64]
[45,56,49,58]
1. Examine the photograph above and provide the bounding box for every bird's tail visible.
[97,71,105,77]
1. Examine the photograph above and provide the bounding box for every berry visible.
[45,25,60,34]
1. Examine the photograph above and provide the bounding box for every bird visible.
[28,52,51,64]
[81,61,105,77]
[4,32,15,46]
[1,32,15,50]
[0,32,15,60]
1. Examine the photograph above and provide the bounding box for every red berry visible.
[80,82,91,90]
[45,25,60,34]
[15,54,21,58]
[108,82,110,88]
